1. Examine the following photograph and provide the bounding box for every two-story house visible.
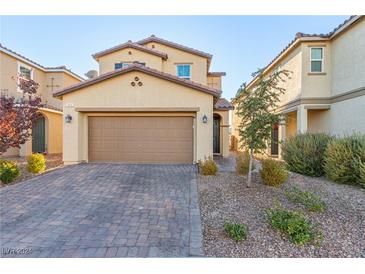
[231,15,365,157]
[53,35,233,164]
[0,44,83,157]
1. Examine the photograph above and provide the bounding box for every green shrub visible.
[260,158,288,187]
[285,186,326,212]
[235,151,255,175]
[198,156,218,175]
[323,134,365,188]
[0,160,20,184]
[266,206,319,245]
[224,222,248,242]
[27,153,46,174]
[282,133,332,177]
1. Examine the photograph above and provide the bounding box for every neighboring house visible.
[0,44,83,157]
[53,35,233,164]
[231,15,365,157]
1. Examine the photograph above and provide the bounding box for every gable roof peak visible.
[92,41,168,60]
[136,35,213,59]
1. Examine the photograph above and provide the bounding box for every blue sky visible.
[0,16,348,100]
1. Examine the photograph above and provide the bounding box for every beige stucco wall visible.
[61,71,214,164]
[0,52,46,100]
[0,51,80,157]
[301,42,332,98]
[331,18,365,96]
[230,102,242,150]
[40,109,63,154]
[326,96,365,136]
[97,48,163,74]
[143,42,208,85]
[207,76,222,90]
[277,45,303,105]
[285,112,297,138]
[307,109,330,134]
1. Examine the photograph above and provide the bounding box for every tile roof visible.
[246,15,363,89]
[136,35,213,59]
[41,104,63,112]
[295,15,358,39]
[0,43,84,81]
[208,72,226,77]
[92,41,168,60]
[214,98,234,110]
[53,63,221,98]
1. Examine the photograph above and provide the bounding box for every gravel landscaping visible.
[0,154,63,188]
[198,157,365,257]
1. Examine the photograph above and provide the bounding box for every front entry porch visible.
[270,104,331,157]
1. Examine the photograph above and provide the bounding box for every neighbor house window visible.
[17,63,33,92]
[114,63,130,70]
[310,48,324,73]
[19,65,32,80]
[176,64,191,80]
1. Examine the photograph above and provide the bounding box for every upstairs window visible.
[310,48,324,73]
[114,62,130,70]
[19,65,32,80]
[176,64,191,80]
[17,63,33,92]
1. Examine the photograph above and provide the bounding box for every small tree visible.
[234,69,290,187]
[0,77,42,154]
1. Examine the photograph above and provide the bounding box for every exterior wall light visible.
[65,114,72,123]
[202,115,208,124]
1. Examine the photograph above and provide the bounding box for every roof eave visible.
[92,43,168,61]
[53,65,221,98]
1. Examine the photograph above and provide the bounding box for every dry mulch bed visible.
[0,154,63,188]
[198,168,365,257]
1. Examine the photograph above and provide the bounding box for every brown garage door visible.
[88,116,193,163]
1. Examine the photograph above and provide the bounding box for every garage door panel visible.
[88,116,193,163]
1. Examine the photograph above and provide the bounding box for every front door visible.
[32,115,46,153]
[213,117,220,154]
[271,124,279,156]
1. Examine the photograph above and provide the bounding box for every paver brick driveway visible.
[0,164,203,258]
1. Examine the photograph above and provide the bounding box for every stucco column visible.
[296,105,308,134]
[19,138,32,157]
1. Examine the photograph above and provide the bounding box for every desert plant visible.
[0,77,42,154]
[285,186,326,212]
[198,156,218,175]
[266,206,319,245]
[234,69,291,187]
[224,222,248,242]
[260,158,288,187]
[27,153,46,174]
[235,151,255,175]
[281,133,332,177]
[323,134,365,188]
[0,160,20,183]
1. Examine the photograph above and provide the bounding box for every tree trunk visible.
[247,149,253,187]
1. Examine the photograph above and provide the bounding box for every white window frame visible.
[17,62,34,92]
[176,64,191,80]
[310,47,324,73]
[114,62,131,70]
